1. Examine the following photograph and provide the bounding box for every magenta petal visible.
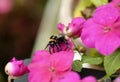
[57,23,65,33]
[81,76,97,82]
[51,51,74,73]
[95,33,120,55]
[32,50,50,62]
[53,72,80,82]
[28,61,52,82]
[112,20,120,37]
[81,18,103,48]
[112,0,120,3]
[110,0,120,12]
[93,4,119,26]
[60,39,74,51]
[68,17,85,37]
[60,72,80,82]
[28,70,52,82]
[81,32,95,48]
[28,58,51,71]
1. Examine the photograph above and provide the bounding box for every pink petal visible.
[81,18,103,48]
[57,23,65,33]
[112,0,120,3]
[110,0,120,12]
[28,62,52,82]
[50,51,74,74]
[68,17,85,37]
[60,38,74,51]
[17,64,29,76]
[81,76,97,82]
[112,19,120,37]
[31,50,50,62]
[28,59,50,71]
[93,4,119,26]
[95,33,120,55]
[28,70,52,82]
[53,72,80,82]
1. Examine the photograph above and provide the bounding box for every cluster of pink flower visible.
[4,0,120,82]
[5,41,97,82]
[59,0,120,56]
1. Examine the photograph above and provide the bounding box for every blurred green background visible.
[0,0,47,81]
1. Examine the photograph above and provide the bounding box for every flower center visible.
[50,66,55,72]
[103,27,111,32]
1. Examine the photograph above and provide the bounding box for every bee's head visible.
[50,35,57,39]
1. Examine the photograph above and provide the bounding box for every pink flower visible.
[81,76,97,82]
[93,4,119,26]
[5,57,29,77]
[109,0,120,13]
[53,72,80,82]
[113,76,120,82]
[0,0,13,14]
[67,17,85,37]
[81,5,120,55]
[31,50,50,63]
[28,50,79,82]
[58,17,85,38]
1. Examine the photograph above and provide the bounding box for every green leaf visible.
[72,60,82,72]
[82,55,103,65]
[90,0,108,7]
[104,50,120,76]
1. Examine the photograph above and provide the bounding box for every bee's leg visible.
[45,43,52,54]
[57,44,62,51]
[64,40,71,48]
[44,43,49,49]
[49,47,52,54]
[50,43,55,54]
[52,47,55,53]
[55,43,59,52]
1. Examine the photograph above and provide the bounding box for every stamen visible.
[103,27,111,32]
[50,66,55,72]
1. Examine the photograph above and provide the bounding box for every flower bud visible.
[5,57,29,78]
[66,17,85,38]
[58,17,85,38]
[58,23,65,33]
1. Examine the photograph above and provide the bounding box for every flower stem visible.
[98,75,111,82]
[8,76,12,82]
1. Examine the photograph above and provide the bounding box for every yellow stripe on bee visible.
[49,39,56,42]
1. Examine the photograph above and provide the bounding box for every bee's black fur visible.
[45,34,69,54]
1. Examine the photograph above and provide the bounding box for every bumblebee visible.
[45,34,70,54]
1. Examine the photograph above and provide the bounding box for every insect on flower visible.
[45,34,70,54]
